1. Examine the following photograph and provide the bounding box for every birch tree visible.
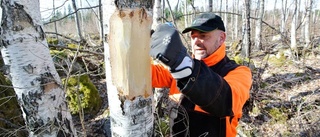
[0,0,77,136]
[241,0,251,58]
[280,0,289,41]
[304,0,312,49]
[103,0,154,136]
[290,0,298,54]
[208,0,213,12]
[71,0,84,40]
[255,0,264,50]
[152,0,162,30]
[224,0,228,33]
[184,0,188,28]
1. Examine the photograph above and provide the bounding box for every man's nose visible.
[193,37,201,45]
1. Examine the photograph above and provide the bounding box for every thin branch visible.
[45,32,80,43]
[48,44,104,57]
[43,5,100,25]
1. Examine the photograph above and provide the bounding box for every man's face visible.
[190,29,226,60]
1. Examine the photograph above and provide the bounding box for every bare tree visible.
[224,0,228,33]
[241,0,252,58]
[280,0,289,41]
[255,0,264,50]
[304,0,312,49]
[0,0,77,136]
[291,0,298,57]
[72,0,84,40]
[232,0,240,40]
[184,0,189,28]
[103,0,154,136]
[208,0,213,12]
[152,0,162,30]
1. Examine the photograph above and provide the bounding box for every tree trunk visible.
[103,1,154,136]
[304,0,312,49]
[255,0,264,50]
[0,0,77,136]
[152,0,162,30]
[72,0,84,40]
[224,0,228,33]
[280,0,288,42]
[208,0,213,12]
[184,0,189,28]
[291,0,298,54]
[241,0,251,58]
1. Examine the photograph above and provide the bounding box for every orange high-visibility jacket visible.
[152,43,252,137]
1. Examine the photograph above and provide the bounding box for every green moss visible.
[63,74,102,115]
[260,82,268,88]
[154,116,170,136]
[268,107,287,124]
[231,55,255,70]
[50,49,69,59]
[251,105,260,116]
[67,43,84,50]
[264,51,291,67]
[47,37,59,45]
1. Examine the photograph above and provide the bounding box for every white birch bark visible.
[184,0,188,28]
[103,1,154,136]
[152,0,162,30]
[208,0,213,12]
[234,0,240,40]
[255,0,264,50]
[304,0,312,49]
[290,0,297,51]
[241,0,251,58]
[224,0,228,33]
[0,0,76,136]
[280,0,288,40]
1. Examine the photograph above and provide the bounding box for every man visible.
[150,13,252,137]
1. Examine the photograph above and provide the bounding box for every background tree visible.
[255,0,264,50]
[241,0,252,58]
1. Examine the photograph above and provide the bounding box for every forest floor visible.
[72,43,320,137]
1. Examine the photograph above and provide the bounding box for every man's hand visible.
[150,24,193,79]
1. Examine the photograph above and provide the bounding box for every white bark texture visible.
[103,2,154,136]
[152,0,162,30]
[304,0,312,48]
[290,0,297,50]
[255,0,264,50]
[241,0,251,58]
[0,0,76,136]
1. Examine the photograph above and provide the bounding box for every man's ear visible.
[219,31,226,45]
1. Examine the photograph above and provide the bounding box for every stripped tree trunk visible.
[0,0,77,136]
[103,0,154,136]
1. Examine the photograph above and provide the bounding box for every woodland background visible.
[0,0,319,136]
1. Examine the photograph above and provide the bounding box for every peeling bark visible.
[103,2,154,136]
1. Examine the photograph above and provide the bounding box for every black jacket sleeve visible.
[177,60,233,117]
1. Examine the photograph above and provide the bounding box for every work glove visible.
[150,24,193,79]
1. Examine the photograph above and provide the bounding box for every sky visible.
[40,0,98,19]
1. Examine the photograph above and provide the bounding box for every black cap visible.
[182,13,225,33]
